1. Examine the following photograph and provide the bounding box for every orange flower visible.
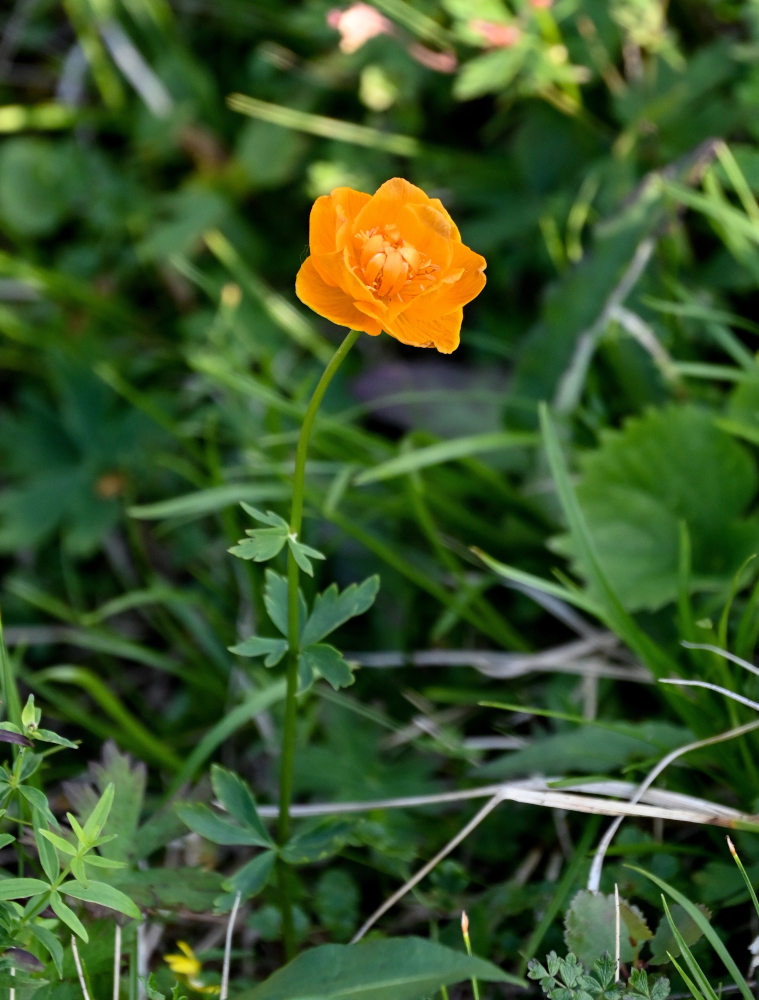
[295,178,486,353]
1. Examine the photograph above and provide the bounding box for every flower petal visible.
[310,187,371,256]
[311,248,377,306]
[296,258,382,335]
[402,244,486,316]
[353,177,436,236]
[384,307,464,354]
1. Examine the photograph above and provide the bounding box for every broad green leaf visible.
[453,47,527,101]
[48,890,88,941]
[299,644,354,691]
[225,850,277,898]
[301,577,379,647]
[210,765,273,846]
[649,902,710,965]
[115,867,223,912]
[0,877,49,900]
[280,818,356,865]
[176,802,271,848]
[59,878,141,919]
[27,921,64,976]
[32,728,78,749]
[229,635,288,667]
[554,405,759,611]
[564,890,652,968]
[38,829,85,857]
[234,936,520,999]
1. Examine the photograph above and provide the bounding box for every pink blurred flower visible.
[408,43,457,73]
[470,19,522,48]
[327,3,392,53]
[529,0,554,7]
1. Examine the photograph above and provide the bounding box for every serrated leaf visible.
[565,890,651,967]
[301,576,379,647]
[59,878,141,919]
[229,635,288,667]
[224,850,277,899]
[229,528,288,562]
[287,535,325,576]
[176,802,271,848]
[233,936,520,1000]
[648,902,709,965]
[300,644,354,691]
[554,406,759,611]
[48,890,88,941]
[210,765,274,846]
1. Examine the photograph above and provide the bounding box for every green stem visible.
[276,328,361,958]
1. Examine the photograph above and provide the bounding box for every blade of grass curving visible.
[726,836,759,923]
[28,666,182,771]
[354,431,538,485]
[0,613,22,728]
[166,679,286,798]
[666,951,712,1000]
[626,865,753,1000]
[661,897,718,1000]
[227,94,420,157]
[471,548,604,617]
[204,229,333,363]
[538,403,683,684]
[329,511,529,649]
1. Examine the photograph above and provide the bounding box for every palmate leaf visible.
[299,644,354,692]
[553,405,759,611]
[176,802,272,848]
[210,765,273,846]
[234,936,520,1000]
[224,850,277,899]
[229,528,289,562]
[229,635,288,667]
[301,576,380,647]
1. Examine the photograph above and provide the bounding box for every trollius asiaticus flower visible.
[296,177,487,353]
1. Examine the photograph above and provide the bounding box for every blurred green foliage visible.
[4,0,759,993]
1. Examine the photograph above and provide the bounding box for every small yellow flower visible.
[164,941,220,995]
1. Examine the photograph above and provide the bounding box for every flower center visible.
[356,226,438,300]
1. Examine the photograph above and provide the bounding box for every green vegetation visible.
[3,0,759,996]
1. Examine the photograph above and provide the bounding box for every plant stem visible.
[276,327,361,958]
